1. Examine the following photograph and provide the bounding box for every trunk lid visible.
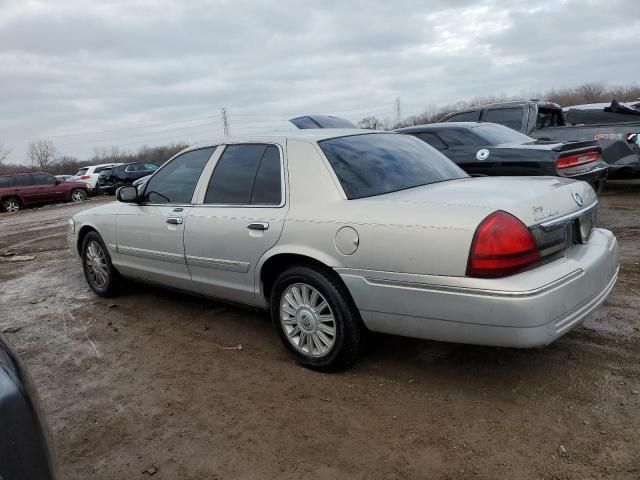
[362,176,597,227]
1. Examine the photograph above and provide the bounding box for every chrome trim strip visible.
[539,201,598,231]
[118,245,186,264]
[186,255,250,273]
[361,269,583,299]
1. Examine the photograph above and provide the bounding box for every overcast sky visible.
[1,0,638,164]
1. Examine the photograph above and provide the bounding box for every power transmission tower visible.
[395,97,401,125]
[221,108,231,136]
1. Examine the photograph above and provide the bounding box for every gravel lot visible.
[1,186,639,480]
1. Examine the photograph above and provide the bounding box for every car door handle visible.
[166,217,183,225]
[247,222,269,231]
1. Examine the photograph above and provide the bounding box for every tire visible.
[71,188,88,203]
[270,265,362,371]
[81,231,120,297]
[2,197,20,213]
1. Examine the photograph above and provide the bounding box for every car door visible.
[32,173,64,201]
[114,147,216,290]
[184,143,287,305]
[13,174,40,204]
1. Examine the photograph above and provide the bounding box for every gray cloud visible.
[0,0,638,163]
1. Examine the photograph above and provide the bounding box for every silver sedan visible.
[68,130,619,370]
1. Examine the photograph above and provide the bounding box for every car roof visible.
[397,122,482,133]
[183,129,387,151]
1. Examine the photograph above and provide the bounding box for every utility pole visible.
[395,97,401,125]
[221,107,231,136]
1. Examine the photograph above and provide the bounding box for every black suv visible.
[97,162,159,194]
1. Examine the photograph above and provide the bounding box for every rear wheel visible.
[71,188,88,202]
[271,265,362,371]
[2,197,20,213]
[81,232,119,297]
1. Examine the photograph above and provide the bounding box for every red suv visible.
[0,172,92,213]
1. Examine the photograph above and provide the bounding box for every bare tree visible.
[0,140,11,164]
[27,139,58,170]
[578,82,606,103]
[357,116,383,130]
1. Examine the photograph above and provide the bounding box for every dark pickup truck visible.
[441,100,640,179]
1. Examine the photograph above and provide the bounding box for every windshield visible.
[471,124,534,145]
[319,133,468,199]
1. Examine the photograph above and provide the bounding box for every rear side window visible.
[142,148,215,204]
[319,133,467,199]
[204,144,282,205]
[0,176,13,188]
[411,132,448,150]
[435,129,484,147]
[484,108,524,130]
[13,175,32,187]
[445,111,480,122]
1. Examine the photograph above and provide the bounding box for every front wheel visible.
[271,266,362,371]
[71,188,88,202]
[81,232,120,297]
[2,197,20,213]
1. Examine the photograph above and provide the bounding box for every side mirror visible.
[116,186,139,203]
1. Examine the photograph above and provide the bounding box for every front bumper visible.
[339,228,619,348]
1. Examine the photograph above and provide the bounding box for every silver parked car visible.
[68,130,619,370]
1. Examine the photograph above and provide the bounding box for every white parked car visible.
[68,130,619,370]
[73,163,121,189]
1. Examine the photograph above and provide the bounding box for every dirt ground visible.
[1,186,639,480]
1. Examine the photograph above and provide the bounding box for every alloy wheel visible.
[72,190,87,202]
[85,240,109,288]
[4,199,19,213]
[280,283,337,357]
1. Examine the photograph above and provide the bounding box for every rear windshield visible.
[471,124,534,145]
[76,168,88,176]
[319,133,467,199]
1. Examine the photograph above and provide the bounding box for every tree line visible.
[0,141,188,175]
[1,81,638,175]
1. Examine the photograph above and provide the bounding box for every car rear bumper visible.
[338,228,619,348]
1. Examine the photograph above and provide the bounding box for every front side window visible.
[142,147,215,204]
[484,108,524,131]
[32,173,56,185]
[204,144,282,205]
[319,133,467,199]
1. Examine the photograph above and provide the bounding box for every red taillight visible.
[79,175,91,179]
[466,211,541,278]
[557,150,599,169]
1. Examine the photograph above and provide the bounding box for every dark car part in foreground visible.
[0,333,57,480]
[397,122,608,191]
[440,100,640,179]
[97,162,159,194]
[0,172,91,213]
